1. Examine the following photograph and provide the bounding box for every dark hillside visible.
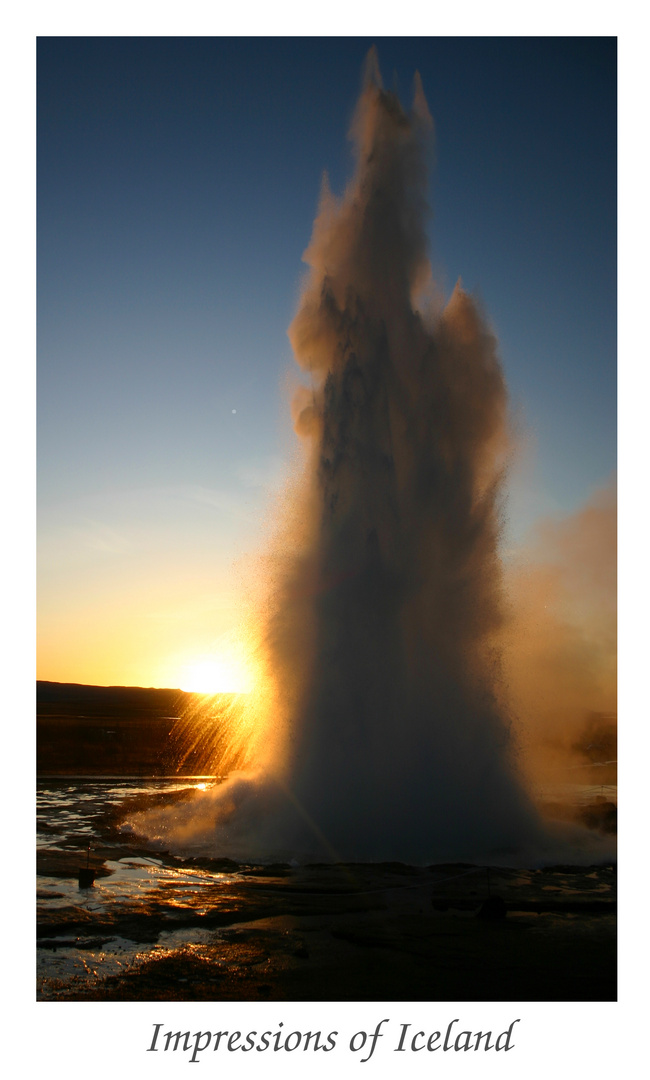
[37,682,235,776]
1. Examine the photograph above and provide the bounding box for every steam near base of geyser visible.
[127,54,615,868]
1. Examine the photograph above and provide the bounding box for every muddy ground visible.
[38,848,615,1001]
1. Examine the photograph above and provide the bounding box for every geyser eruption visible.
[275,62,540,862]
[132,56,596,864]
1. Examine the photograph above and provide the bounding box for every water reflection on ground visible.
[38,778,235,997]
[37,778,617,1002]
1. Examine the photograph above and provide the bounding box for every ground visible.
[38,855,616,1002]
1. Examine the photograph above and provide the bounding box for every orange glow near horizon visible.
[179,642,255,695]
[36,555,256,690]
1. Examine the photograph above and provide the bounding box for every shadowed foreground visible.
[38,851,615,1001]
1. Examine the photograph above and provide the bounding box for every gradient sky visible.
[37,37,616,690]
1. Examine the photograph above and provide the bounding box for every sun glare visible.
[180,648,253,695]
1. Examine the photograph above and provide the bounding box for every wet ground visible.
[37,779,616,1002]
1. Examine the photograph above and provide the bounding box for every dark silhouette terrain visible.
[37,681,235,775]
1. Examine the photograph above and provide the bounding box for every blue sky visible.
[36,37,616,686]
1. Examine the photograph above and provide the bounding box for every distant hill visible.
[37,681,237,776]
[37,680,189,718]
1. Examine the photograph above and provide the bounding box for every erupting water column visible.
[274,57,541,862]
[133,55,543,864]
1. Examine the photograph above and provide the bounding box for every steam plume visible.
[130,56,612,865]
[502,479,617,786]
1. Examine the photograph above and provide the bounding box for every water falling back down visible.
[129,55,602,864]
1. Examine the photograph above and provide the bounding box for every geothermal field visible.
[37,48,616,1004]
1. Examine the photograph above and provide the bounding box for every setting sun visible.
[180,647,253,694]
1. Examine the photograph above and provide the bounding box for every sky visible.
[36,36,616,690]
